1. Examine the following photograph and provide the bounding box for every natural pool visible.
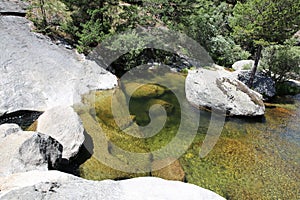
[77,70,300,200]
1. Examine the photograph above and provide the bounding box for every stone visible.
[0,170,225,200]
[0,123,21,137]
[146,99,174,115]
[235,70,276,99]
[123,82,165,98]
[185,68,265,116]
[151,158,185,181]
[0,124,62,176]
[0,0,28,16]
[0,16,118,117]
[232,60,255,71]
[37,106,84,159]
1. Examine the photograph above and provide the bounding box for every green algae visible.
[77,70,300,199]
[123,82,166,98]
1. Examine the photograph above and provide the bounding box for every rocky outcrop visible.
[0,16,118,117]
[0,0,28,16]
[37,106,84,159]
[232,60,255,71]
[236,70,276,99]
[185,68,265,116]
[0,170,225,200]
[0,124,62,176]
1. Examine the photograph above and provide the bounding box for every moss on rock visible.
[151,158,185,181]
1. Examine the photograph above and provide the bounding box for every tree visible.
[260,44,300,84]
[230,0,300,87]
[185,0,250,67]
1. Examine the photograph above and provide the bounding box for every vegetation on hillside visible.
[27,0,300,85]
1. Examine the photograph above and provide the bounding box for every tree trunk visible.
[248,45,262,88]
[39,0,47,28]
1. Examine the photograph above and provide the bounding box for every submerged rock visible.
[146,99,174,115]
[37,106,84,160]
[0,16,117,117]
[186,68,265,116]
[91,90,134,129]
[151,158,185,181]
[0,124,62,176]
[0,170,225,200]
[123,82,165,98]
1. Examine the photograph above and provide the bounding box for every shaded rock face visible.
[0,124,62,176]
[237,71,276,100]
[17,133,62,171]
[0,16,118,117]
[0,171,225,200]
[37,106,85,160]
[185,68,265,116]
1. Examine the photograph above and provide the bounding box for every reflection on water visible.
[78,71,300,200]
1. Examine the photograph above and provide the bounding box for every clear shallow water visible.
[78,71,300,200]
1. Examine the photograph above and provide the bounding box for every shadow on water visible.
[57,131,94,176]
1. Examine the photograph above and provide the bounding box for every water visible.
[78,71,300,200]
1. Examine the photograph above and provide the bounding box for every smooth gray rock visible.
[0,124,62,176]
[0,123,22,137]
[0,16,118,117]
[185,68,265,116]
[0,0,28,15]
[232,60,255,71]
[37,106,84,159]
[0,171,225,200]
[236,70,276,99]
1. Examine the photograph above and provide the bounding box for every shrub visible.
[260,45,300,84]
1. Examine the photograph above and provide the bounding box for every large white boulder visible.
[0,170,225,200]
[37,106,84,159]
[0,124,62,176]
[0,16,118,116]
[185,68,265,116]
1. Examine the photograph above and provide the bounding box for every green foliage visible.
[27,0,72,34]
[209,35,250,67]
[260,44,300,84]
[184,1,248,67]
[230,0,300,50]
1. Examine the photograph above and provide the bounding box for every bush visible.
[260,45,300,84]
[209,35,250,67]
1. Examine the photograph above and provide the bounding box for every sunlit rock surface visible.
[0,16,117,116]
[0,171,225,200]
[186,67,265,116]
